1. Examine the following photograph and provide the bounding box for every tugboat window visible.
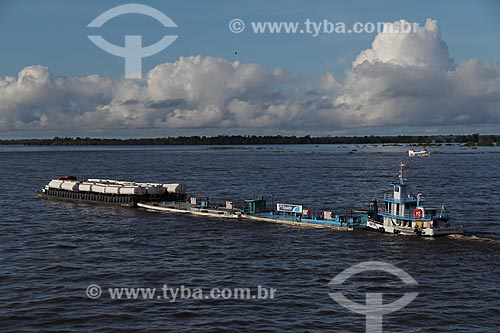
[395,187,400,192]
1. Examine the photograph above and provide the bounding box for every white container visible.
[163,183,187,194]
[91,185,107,193]
[48,180,64,189]
[79,183,93,192]
[104,186,121,194]
[120,186,146,195]
[323,211,333,219]
[60,181,79,191]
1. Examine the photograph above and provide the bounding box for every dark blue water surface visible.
[0,144,499,332]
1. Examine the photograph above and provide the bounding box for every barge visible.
[37,176,365,231]
[38,164,463,237]
[138,198,367,231]
[37,176,187,207]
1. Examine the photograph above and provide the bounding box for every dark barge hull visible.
[37,189,137,207]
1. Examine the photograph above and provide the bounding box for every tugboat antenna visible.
[399,162,407,184]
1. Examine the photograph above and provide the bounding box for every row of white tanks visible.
[47,179,186,196]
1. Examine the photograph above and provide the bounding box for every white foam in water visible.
[447,234,500,244]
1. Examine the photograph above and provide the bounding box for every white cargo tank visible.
[104,186,121,195]
[48,180,64,189]
[60,181,79,191]
[91,184,107,194]
[163,183,187,194]
[120,186,146,196]
[79,183,93,192]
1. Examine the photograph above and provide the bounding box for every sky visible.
[0,0,499,138]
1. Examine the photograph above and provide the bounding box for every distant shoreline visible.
[0,134,497,146]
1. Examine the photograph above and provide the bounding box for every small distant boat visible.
[408,149,430,157]
[366,163,463,236]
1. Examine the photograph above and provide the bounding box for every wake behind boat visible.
[366,163,463,236]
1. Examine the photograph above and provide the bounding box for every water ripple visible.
[0,146,498,332]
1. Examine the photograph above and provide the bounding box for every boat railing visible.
[384,192,418,200]
[380,211,414,219]
[379,210,449,220]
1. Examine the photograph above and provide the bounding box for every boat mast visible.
[399,162,407,185]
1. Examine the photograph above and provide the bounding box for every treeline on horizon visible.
[0,134,498,146]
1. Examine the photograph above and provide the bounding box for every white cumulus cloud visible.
[0,56,301,132]
[327,19,500,130]
[353,19,452,70]
[1,19,500,135]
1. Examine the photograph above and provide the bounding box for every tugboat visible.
[366,163,463,236]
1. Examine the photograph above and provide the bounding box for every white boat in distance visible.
[408,149,430,157]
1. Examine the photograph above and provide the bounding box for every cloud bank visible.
[329,19,500,129]
[1,18,499,135]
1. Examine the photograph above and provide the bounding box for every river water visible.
[1,144,499,332]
